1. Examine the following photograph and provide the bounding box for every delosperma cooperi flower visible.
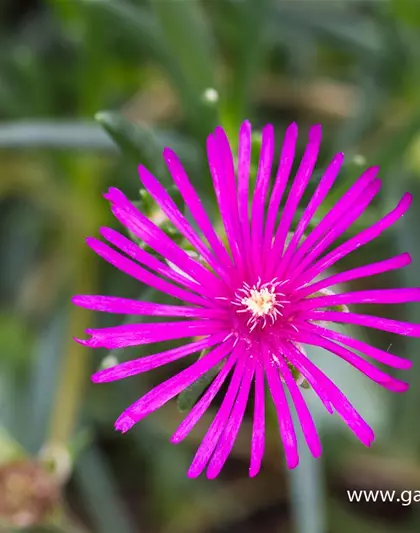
[73,122,416,478]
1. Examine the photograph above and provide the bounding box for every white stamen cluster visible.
[232,277,289,331]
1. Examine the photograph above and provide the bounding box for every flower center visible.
[243,288,275,316]
[232,277,289,331]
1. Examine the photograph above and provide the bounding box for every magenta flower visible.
[73,122,417,478]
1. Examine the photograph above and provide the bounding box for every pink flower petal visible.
[249,363,265,477]
[105,187,225,294]
[305,310,420,337]
[207,129,245,276]
[206,357,255,478]
[85,237,210,307]
[163,148,233,275]
[187,349,247,478]
[76,320,225,350]
[237,121,253,277]
[115,340,234,433]
[100,226,202,294]
[275,346,322,458]
[292,192,412,289]
[287,165,380,273]
[263,344,299,469]
[264,123,298,255]
[295,328,409,392]
[301,322,412,370]
[171,351,238,444]
[268,124,322,279]
[289,176,381,282]
[251,124,275,276]
[285,341,374,446]
[138,164,230,287]
[296,287,420,311]
[279,152,344,276]
[72,294,225,319]
[92,334,225,382]
[295,253,411,298]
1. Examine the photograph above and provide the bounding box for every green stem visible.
[47,156,104,446]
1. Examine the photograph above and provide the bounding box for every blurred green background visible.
[2,0,420,532]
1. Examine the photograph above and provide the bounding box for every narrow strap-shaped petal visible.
[263,123,298,255]
[278,152,344,276]
[291,193,412,289]
[237,121,252,274]
[288,178,381,282]
[171,351,238,444]
[207,129,245,276]
[296,287,420,311]
[294,253,411,299]
[206,357,255,478]
[85,237,211,307]
[187,351,247,478]
[293,328,409,392]
[105,187,225,295]
[72,295,225,319]
[249,363,265,477]
[275,344,322,458]
[263,344,299,468]
[289,343,334,415]
[285,341,374,446]
[138,164,230,286]
[304,310,420,337]
[299,322,412,370]
[251,124,275,276]
[100,227,203,294]
[163,148,233,274]
[115,340,234,433]
[287,166,379,273]
[268,125,322,279]
[92,334,225,383]
[76,320,224,350]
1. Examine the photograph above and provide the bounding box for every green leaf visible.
[288,421,326,533]
[95,111,168,179]
[390,0,420,28]
[151,0,218,138]
[151,0,215,96]
[127,187,186,250]
[306,291,349,314]
[24,311,67,453]
[382,166,420,456]
[315,154,375,216]
[96,111,203,186]
[268,371,325,533]
[0,426,26,465]
[75,445,137,533]
[286,362,310,390]
[139,185,184,215]
[73,0,167,61]
[273,3,382,56]
[0,121,116,150]
[373,112,420,170]
[0,312,31,367]
[221,0,272,134]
